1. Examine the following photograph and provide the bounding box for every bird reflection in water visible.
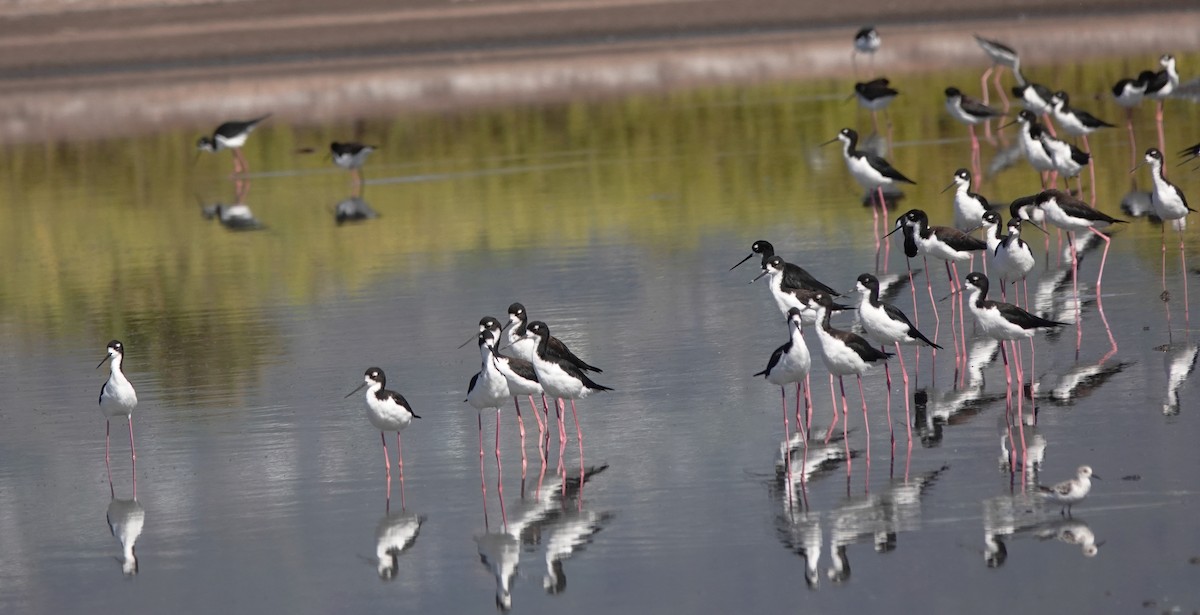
[982,494,1103,567]
[1159,342,1198,415]
[202,202,266,231]
[375,510,425,580]
[334,196,379,226]
[824,466,948,583]
[477,465,609,611]
[106,496,144,576]
[914,337,1004,449]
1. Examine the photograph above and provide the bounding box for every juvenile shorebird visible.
[1038,465,1099,516]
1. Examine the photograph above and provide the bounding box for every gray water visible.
[2,52,1200,613]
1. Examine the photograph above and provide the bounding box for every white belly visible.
[764,344,812,386]
[814,329,872,376]
[467,368,511,410]
[532,359,586,399]
[968,304,1033,341]
[859,302,912,345]
[100,378,137,417]
[366,397,413,432]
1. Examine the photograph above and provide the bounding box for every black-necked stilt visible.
[202,202,264,231]
[1049,91,1114,138]
[851,78,897,137]
[1050,90,1111,204]
[1145,54,1180,156]
[824,127,915,256]
[752,256,852,325]
[755,307,813,494]
[852,26,880,73]
[504,303,602,373]
[992,217,1039,307]
[731,240,841,296]
[1005,110,1057,187]
[1039,129,1091,199]
[810,292,892,470]
[334,197,379,226]
[978,210,1006,275]
[196,115,270,175]
[963,272,1066,341]
[1011,69,1055,117]
[945,86,1004,174]
[106,497,144,576]
[331,141,376,184]
[480,320,547,469]
[345,367,420,508]
[1038,465,1098,516]
[1035,188,1126,300]
[1135,148,1196,320]
[942,167,992,231]
[886,208,986,376]
[525,321,611,485]
[1009,193,1050,256]
[468,331,514,518]
[854,273,940,446]
[973,34,1019,110]
[1112,70,1154,167]
[964,271,1066,418]
[97,339,137,495]
[825,127,916,196]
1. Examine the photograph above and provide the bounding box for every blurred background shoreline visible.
[0,1,1197,142]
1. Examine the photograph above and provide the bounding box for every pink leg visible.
[794,382,806,441]
[555,399,566,479]
[1181,229,1191,324]
[495,409,507,528]
[1086,227,1112,304]
[945,261,962,380]
[1083,135,1097,207]
[398,435,411,504]
[924,257,941,384]
[895,343,912,445]
[570,399,585,490]
[969,125,982,180]
[981,66,994,140]
[952,262,968,386]
[994,68,1009,111]
[803,376,814,438]
[824,373,839,444]
[781,386,794,509]
[856,375,872,469]
[881,347,895,447]
[1069,232,1082,351]
[1126,109,1138,170]
[528,396,547,464]
[477,412,488,514]
[839,376,852,475]
[1010,341,1028,476]
[799,379,811,487]
[540,394,552,455]
[878,186,890,273]
[1156,101,1167,163]
[512,398,527,477]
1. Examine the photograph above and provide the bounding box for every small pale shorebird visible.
[346,367,421,509]
[97,340,137,494]
[196,115,270,175]
[1038,465,1099,516]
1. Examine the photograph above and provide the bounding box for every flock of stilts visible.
[95,31,1197,535]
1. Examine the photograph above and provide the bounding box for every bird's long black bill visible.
[882,225,903,239]
[456,334,477,349]
[96,355,110,369]
[750,269,769,284]
[344,382,367,399]
[940,181,956,194]
[729,253,755,271]
[819,138,839,147]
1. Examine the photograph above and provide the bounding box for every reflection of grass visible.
[1,52,1197,388]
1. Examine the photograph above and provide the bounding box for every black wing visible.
[214,114,271,138]
[1073,109,1114,129]
[548,335,603,373]
[960,95,1004,118]
[558,359,613,392]
[833,329,893,362]
[783,263,841,296]
[755,342,789,377]
[933,227,988,251]
[865,153,917,184]
[465,372,480,400]
[992,301,1067,330]
[501,354,539,383]
[882,302,942,348]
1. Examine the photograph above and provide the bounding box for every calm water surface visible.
[3,52,1200,613]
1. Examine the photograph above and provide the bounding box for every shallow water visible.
[2,51,1200,613]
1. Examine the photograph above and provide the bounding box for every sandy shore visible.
[0,1,1197,142]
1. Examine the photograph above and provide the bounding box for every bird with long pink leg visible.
[346,367,421,511]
